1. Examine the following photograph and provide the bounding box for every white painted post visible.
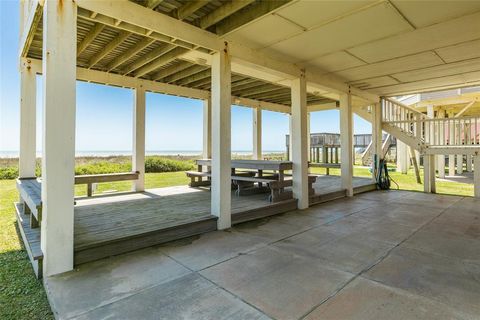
[437,109,445,178]
[340,93,353,196]
[307,112,311,162]
[371,102,382,181]
[202,99,212,159]
[396,141,408,174]
[467,154,472,172]
[466,125,472,172]
[252,107,262,160]
[211,45,231,229]
[474,155,480,198]
[133,86,146,192]
[19,59,37,178]
[41,0,77,276]
[448,111,455,176]
[457,154,463,174]
[288,115,293,161]
[291,72,309,209]
[423,154,436,193]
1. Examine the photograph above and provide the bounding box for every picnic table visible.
[186,159,316,202]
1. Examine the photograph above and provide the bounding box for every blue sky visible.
[0,0,370,154]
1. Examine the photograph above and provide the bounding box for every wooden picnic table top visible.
[196,159,292,171]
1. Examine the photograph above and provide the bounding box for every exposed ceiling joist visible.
[106,37,155,71]
[235,85,286,96]
[122,44,175,75]
[175,69,210,86]
[133,47,189,78]
[152,61,193,80]
[198,0,255,29]
[88,30,130,68]
[77,23,105,56]
[175,0,210,20]
[214,0,291,36]
[146,0,164,9]
[162,65,206,83]
[19,0,42,58]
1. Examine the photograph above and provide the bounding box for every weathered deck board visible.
[74,186,275,250]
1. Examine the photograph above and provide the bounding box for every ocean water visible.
[0,150,285,158]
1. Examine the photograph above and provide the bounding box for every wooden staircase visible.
[356,98,480,157]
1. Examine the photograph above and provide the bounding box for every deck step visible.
[14,202,43,279]
[310,189,347,205]
[74,216,218,265]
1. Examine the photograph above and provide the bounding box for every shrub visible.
[144,156,194,173]
[0,156,195,180]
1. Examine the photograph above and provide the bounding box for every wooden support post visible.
[409,147,421,184]
[474,155,480,198]
[307,112,311,162]
[19,59,37,179]
[202,99,212,159]
[466,124,472,172]
[396,140,408,174]
[437,109,446,178]
[211,45,231,229]
[371,102,382,181]
[288,115,293,161]
[448,111,455,176]
[291,71,309,209]
[253,107,262,160]
[133,86,146,191]
[340,93,353,196]
[457,154,463,174]
[41,0,77,276]
[423,154,436,193]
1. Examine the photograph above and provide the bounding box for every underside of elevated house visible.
[16,0,480,282]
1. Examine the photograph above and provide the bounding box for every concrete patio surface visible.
[45,190,480,320]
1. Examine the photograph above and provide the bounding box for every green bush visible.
[0,156,195,180]
[0,167,19,180]
[144,157,194,173]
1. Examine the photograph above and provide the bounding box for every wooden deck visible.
[73,186,296,264]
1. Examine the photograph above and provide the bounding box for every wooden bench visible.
[309,163,341,175]
[16,178,42,228]
[185,171,211,187]
[74,171,140,196]
[232,174,318,203]
[16,178,43,278]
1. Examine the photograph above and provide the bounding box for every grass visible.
[0,165,473,318]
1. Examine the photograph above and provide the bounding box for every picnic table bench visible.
[186,159,318,202]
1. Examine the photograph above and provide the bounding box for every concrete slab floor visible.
[45,190,479,320]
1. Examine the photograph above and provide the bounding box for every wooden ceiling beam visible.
[133,47,189,78]
[215,0,291,35]
[88,30,130,68]
[77,23,105,56]
[106,37,156,71]
[175,0,210,20]
[175,69,211,86]
[198,0,255,29]
[161,65,206,83]
[122,44,175,75]
[235,85,286,96]
[152,61,193,81]
[146,0,164,10]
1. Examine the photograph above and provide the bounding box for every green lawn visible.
[0,168,473,318]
